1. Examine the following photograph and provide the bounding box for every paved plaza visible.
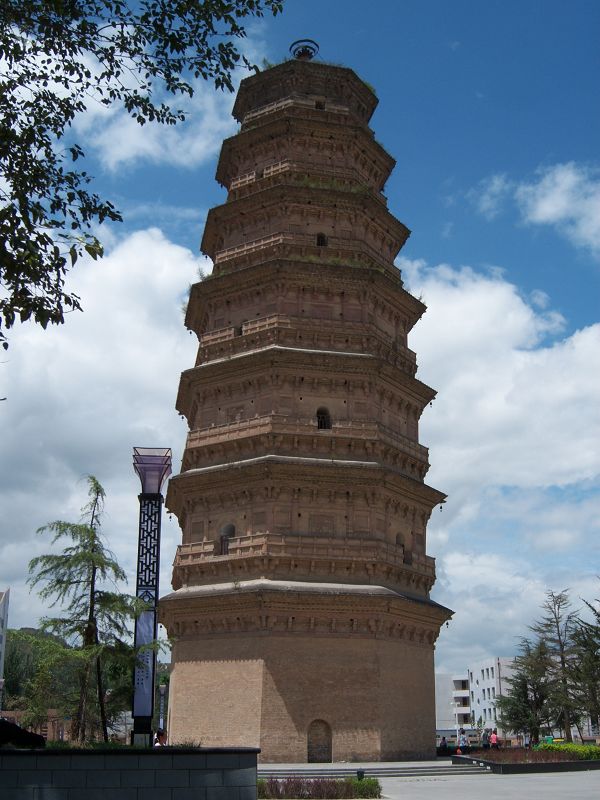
[380,770,599,800]
[259,760,600,800]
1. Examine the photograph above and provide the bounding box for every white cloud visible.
[515,162,600,257]
[401,257,600,493]
[469,162,600,258]
[72,33,269,172]
[88,85,236,171]
[398,256,600,670]
[0,228,200,629]
[529,289,550,309]
[467,173,512,220]
[433,551,547,667]
[441,221,454,238]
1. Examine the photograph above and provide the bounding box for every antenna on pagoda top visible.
[289,39,319,60]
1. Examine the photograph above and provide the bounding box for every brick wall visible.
[169,634,437,762]
[0,747,258,800]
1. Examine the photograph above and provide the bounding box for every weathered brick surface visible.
[166,633,438,761]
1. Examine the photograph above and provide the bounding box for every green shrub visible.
[344,778,381,798]
[257,776,381,799]
[536,742,600,760]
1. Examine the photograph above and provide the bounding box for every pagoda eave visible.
[216,119,396,190]
[166,455,446,520]
[232,60,379,124]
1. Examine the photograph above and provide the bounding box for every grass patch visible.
[257,777,381,799]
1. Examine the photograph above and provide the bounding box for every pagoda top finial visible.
[289,39,319,60]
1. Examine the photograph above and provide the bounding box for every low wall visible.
[0,746,259,800]
[452,753,600,774]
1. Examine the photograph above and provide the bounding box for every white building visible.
[435,672,472,739]
[0,588,9,709]
[436,656,515,738]
[468,657,514,733]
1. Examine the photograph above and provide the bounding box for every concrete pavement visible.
[379,770,599,799]
[258,759,600,799]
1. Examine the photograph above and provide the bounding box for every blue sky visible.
[1,0,599,674]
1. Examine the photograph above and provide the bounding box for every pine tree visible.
[28,475,139,743]
[572,588,600,733]
[529,590,579,742]
[496,637,554,743]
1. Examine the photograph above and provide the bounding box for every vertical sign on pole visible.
[132,448,172,746]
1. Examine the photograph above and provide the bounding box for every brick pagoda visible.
[160,48,452,762]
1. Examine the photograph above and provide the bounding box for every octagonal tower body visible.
[160,57,452,762]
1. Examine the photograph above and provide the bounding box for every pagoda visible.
[160,42,452,762]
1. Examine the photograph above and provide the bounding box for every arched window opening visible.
[307,719,332,763]
[316,233,328,247]
[395,533,404,547]
[219,523,235,555]
[316,407,331,430]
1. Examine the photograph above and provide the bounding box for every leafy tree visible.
[28,475,139,743]
[0,0,284,349]
[19,636,82,731]
[571,589,600,733]
[3,629,81,730]
[4,628,70,703]
[530,590,579,742]
[496,637,555,743]
[3,629,38,701]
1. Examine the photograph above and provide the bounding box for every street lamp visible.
[453,701,461,745]
[131,447,172,746]
[158,683,167,730]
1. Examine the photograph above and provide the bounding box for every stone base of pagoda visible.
[159,580,450,762]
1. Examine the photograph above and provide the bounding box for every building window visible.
[315,101,325,110]
[491,666,494,678]
[316,233,328,247]
[492,687,496,698]
[486,668,490,678]
[316,407,332,429]
[219,523,235,555]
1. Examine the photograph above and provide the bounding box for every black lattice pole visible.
[132,447,172,746]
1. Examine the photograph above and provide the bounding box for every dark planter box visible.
[0,746,259,800]
[452,753,600,774]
